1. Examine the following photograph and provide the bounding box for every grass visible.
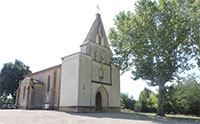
[166,114,200,121]
[120,109,200,122]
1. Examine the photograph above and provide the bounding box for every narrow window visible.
[96,34,99,44]
[94,52,97,61]
[47,75,50,92]
[101,51,105,63]
[98,26,103,45]
[23,86,26,98]
[101,55,104,63]
[99,36,101,45]
[101,37,104,46]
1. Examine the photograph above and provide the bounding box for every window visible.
[47,75,50,92]
[101,51,105,63]
[23,86,26,98]
[101,37,104,46]
[101,55,104,63]
[96,34,99,44]
[94,52,97,61]
[99,36,102,45]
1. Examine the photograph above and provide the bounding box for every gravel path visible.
[0,110,199,124]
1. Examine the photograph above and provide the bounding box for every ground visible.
[0,110,199,124]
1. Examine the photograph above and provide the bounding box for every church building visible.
[15,13,120,112]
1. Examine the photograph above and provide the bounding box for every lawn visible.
[121,109,200,122]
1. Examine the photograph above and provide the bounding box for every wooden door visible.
[96,92,102,111]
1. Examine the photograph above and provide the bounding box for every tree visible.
[164,85,177,114]
[0,60,31,101]
[135,88,158,113]
[185,0,200,68]
[108,0,198,116]
[163,74,200,115]
[171,0,200,68]
[120,93,136,110]
[174,74,200,115]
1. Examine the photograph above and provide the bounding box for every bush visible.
[120,93,136,111]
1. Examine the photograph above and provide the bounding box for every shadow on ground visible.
[68,112,199,124]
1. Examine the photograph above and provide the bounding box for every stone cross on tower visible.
[96,4,100,13]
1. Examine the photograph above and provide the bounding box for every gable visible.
[81,13,110,50]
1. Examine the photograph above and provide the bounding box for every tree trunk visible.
[157,83,165,116]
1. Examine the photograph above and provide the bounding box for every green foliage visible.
[135,88,158,113]
[135,75,200,116]
[0,59,31,101]
[108,0,199,116]
[164,85,177,114]
[5,97,14,104]
[164,74,200,115]
[0,96,3,108]
[120,93,136,110]
[183,0,200,68]
[175,74,200,115]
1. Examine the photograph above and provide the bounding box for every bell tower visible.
[59,13,120,112]
[80,13,113,65]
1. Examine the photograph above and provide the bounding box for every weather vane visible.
[96,4,100,13]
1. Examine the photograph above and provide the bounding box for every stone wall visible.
[28,65,61,109]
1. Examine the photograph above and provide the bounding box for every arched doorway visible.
[95,92,102,111]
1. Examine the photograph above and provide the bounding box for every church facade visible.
[15,13,120,112]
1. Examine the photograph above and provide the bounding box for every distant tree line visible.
[121,74,200,116]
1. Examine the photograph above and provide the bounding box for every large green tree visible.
[109,0,199,116]
[0,60,31,101]
[135,88,158,113]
